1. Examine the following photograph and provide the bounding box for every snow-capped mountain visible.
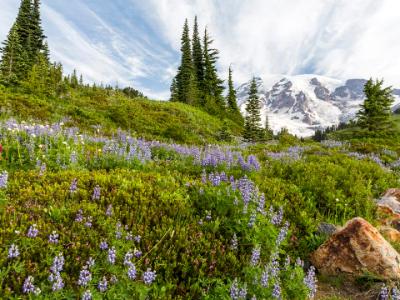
[237,75,400,137]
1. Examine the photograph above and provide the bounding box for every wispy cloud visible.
[1,0,399,99]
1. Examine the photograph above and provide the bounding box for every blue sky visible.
[1,0,400,99]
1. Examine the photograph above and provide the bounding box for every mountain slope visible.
[237,75,400,137]
[0,85,241,144]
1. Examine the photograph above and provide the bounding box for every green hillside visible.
[0,85,242,144]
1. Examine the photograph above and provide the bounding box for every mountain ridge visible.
[237,75,400,137]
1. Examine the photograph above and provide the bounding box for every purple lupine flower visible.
[49,272,64,291]
[127,264,137,280]
[100,241,108,250]
[238,286,247,299]
[272,282,282,300]
[142,269,157,285]
[134,235,141,243]
[98,276,108,292]
[92,185,101,200]
[271,207,283,226]
[75,209,84,222]
[82,290,92,300]
[125,232,133,240]
[39,163,46,176]
[22,276,36,294]
[70,151,77,164]
[134,249,142,258]
[106,204,113,217]
[231,233,238,251]
[295,257,304,268]
[8,244,19,259]
[108,247,116,264]
[392,287,400,300]
[257,193,266,215]
[260,267,269,287]
[86,257,95,269]
[284,255,291,270]
[51,253,65,273]
[124,251,133,266]
[276,222,289,246]
[69,178,78,193]
[201,169,207,184]
[304,266,317,299]
[250,246,261,266]
[0,171,8,188]
[48,231,59,244]
[230,279,240,299]
[379,285,389,300]
[248,211,256,228]
[27,224,39,238]
[247,155,260,171]
[110,275,118,284]
[78,266,92,287]
[269,255,280,279]
[84,216,93,228]
[115,222,122,239]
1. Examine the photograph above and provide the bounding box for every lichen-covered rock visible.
[317,222,338,236]
[377,189,400,213]
[311,217,400,280]
[379,226,400,243]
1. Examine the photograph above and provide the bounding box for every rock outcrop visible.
[311,217,400,280]
[377,188,400,214]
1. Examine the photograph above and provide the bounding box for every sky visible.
[1,0,400,99]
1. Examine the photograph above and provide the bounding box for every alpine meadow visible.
[2,1,400,299]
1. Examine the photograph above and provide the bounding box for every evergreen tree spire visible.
[0,22,26,81]
[357,78,395,136]
[31,0,47,61]
[203,28,224,108]
[174,19,198,105]
[243,77,263,142]
[192,16,204,95]
[227,66,239,111]
[15,0,33,64]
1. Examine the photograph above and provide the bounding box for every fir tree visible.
[243,77,263,142]
[357,78,395,136]
[170,77,178,101]
[226,66,243,124]
[203,28,224,108]
[264,113,273,140]
[31,0,47,62]
[192,16,204,95]
[15,0,33,54]
[0,23,27,81]
[174,19,198,105]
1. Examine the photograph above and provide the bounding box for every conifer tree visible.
[244,77,263,142]
[357,78,395,136]
[203,28,224,108]
[15,0,33,53]
[0,23,27,81]
[226,66,243,124]
[31,0,46,61]
[192,16,204,95]
[170,77,178,101]
[264,113,273,140]
[174,19,198,105]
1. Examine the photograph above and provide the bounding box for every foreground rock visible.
[377,188,400,214]
[311,217,400,280]
[379,226,400,243]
